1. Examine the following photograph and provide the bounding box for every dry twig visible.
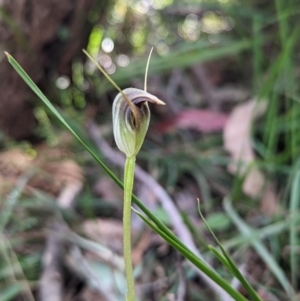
[39,182,82,301]
[176,261,186,301]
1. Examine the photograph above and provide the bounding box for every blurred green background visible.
[1,0,300,300]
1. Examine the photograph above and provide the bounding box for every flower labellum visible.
[113,87,165,157]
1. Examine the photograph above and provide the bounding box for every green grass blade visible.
[0,283,25,301]
[0,171,35,231]
[208,245,235,275]
[252,14,263,95]
[0,235,35,301]
[261,27,299,162]
[275,0,290,47]
[224,217,300,250]
[289,170,300,287]
[133,208,250,301]
[198,200,262,301]
[224,198,295,297]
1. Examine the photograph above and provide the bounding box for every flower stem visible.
[123,155,136,301]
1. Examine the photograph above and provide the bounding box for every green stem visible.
[123,156,136,301]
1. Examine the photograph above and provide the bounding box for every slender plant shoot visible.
[84,49,165,300]
[144,47,153,92]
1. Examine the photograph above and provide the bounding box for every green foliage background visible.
[1,0,300,300]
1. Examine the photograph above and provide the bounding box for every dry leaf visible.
[76,287,107,301]
[260,183,278,216]
[0,148,33,196]
[93,177,123,200]
[84,219,153,265]
[84,219,124,254]
[223,99,266,194]
[155,109,228,133]
[224,99,266,174]
[28,159,83,196]
[131,229,152,265]
[0,146,83,197]
[223,99,277,214]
